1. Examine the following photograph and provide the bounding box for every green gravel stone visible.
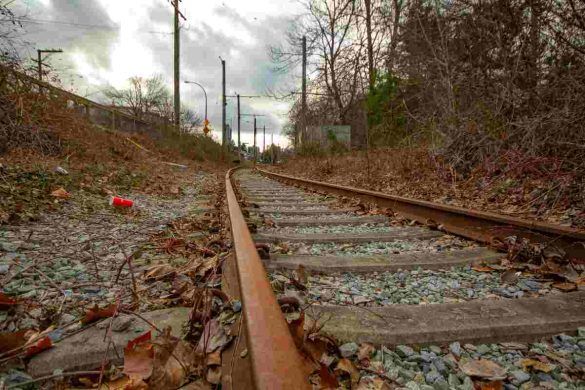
[460,377,474,390]
[405,381,420,390]
[399,368,416,380]
[433,379,450,390]
[397,345,415,357]
[448,373,461,387]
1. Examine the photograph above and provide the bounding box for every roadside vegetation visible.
[0,63,224,224]
[271,0,584,228]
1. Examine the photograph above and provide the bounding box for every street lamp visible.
[184,81,208,123]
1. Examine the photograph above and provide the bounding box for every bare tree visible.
[105,75,170,119]
[180,108,203,134]
[0,1,23,63]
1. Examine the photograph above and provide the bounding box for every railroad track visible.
[224,168,585,389]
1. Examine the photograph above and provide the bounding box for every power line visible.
[14,17,173,35]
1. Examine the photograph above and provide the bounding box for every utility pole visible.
[221,58,227,148]
[240,112,265,163]
[237,94,241,151]
[271,130,275,164]
[301,36,307,147]
[170,1,186,131]
[253,116,257,166]
[263,124,266,154]
[34,49,63,81]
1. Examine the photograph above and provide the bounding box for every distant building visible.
[301,125,352,149]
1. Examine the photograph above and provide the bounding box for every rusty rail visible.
[225,168,310,389]
[258,169,585,261]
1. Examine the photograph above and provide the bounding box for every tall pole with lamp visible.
[184,81,209,134]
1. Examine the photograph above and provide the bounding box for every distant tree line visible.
[272,0,585,173]
[105,75,203,134]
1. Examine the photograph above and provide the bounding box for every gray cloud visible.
[138,4,295,137]
[13,0,117,85]
[13,0,298,143]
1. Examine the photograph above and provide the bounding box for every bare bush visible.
[273,0,585,186]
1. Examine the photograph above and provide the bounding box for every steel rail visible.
[225,168,311,389]
[258,169,585,261]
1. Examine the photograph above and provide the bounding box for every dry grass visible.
[273,147,584,228]
[0,76,227,223]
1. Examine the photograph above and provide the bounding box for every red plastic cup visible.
[109,196,134,208]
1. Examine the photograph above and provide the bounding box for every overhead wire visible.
[13,17,173,35]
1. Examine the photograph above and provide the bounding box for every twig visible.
[97,297,121,388]
[119,309,162,333]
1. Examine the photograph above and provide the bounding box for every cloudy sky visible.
[11,0,303,147]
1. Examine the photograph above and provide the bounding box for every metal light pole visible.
[184,81,207,123]
[220,57,226,148]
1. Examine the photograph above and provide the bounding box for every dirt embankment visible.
[269,148,584,229]
[0,86,226,224]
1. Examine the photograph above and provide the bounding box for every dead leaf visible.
[99,376,145,390]
[459,359,507,380]
[319,364,340,389]
[178,379,212,390]
[144,264,176,281]
[206,366,221,385]
[51,187,70,199]
[206,350,221,367]
[472,265,494,272]
[82,304,118,324]
[552,282,577,292]
[288,311,305,349]
[520,358,556,373]
[172,275,194,295]
[335,358,360,387]
[303,334,335,364]
[197,319,233,354]
[124,332,154,381]
[357,376,391,390]
[0,292,17,310]
[480,381,503,390]
[150,337,195,389]
[357,343,375,362]
[500,270,520,284]
[0,330,26,354]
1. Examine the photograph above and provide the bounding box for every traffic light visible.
[203,119,210,135]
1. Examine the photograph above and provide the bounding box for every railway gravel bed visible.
[279,237,477,256]
[271,267,564,306]
[233,169,585,389]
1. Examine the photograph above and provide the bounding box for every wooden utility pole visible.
[34,49,63,81]
[173,1,180,131]
[271,129,275,164]
[364,0,375,89]
[221,58,226,148]
[37,50,42,80]
[253,116,257,166]
[237,94,241,150]
[301,36,307,147]
[364,0,374,184]
[170,0,186,131]
[263,124,266,154]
